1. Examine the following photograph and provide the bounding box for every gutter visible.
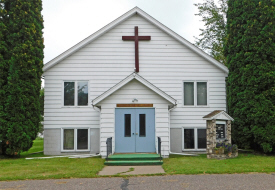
[92,105,101,112]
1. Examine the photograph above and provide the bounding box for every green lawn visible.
[20,139,44,157]
[1,140,275,181]
[0,139,105,181]
[163,153,275,174]
[0,156,105,181]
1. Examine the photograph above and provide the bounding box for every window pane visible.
[197,82,207,105]
[216,124,225,139]
[63,129,74,150]
[184,82,194,105]
[77,129,88,150]
[64,82,75,106]
[184,129,194,149]
[198,129,206,149]
[139,114,146,137]
[78,82,88,106]
[125,114,131,137]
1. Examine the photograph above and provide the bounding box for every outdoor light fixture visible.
[132,98,138,103]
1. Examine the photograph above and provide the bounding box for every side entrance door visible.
[115,108,155,153]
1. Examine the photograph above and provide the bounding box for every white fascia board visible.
[43,7,139,72]
[92,73,177,106]
[135,8,229,74]
[221,111,234,121]
[92,74,135,105]
[203,111,234,121]
[134,74,177,105]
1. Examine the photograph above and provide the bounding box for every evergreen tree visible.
[1,0,44,155]
[39,88,44,133]
[39,88,44,116]
[0,1,8,153]
[225,0,275,153]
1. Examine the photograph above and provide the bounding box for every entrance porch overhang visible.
[92,73,176,158]
[92,72,177,106]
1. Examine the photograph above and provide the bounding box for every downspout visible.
[168,102,198,156]
[92,103,102,156]
[168,102,177,156]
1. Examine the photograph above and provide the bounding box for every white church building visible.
[42,7,228,158]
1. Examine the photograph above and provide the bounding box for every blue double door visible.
[115,108,155,153]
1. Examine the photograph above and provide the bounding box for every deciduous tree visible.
[194,0,228,64]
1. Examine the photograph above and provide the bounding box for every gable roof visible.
[203,110,234,121]
[92,72,177,106]
[43,7,229,73]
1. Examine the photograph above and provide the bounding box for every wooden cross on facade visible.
[122,26,151,72]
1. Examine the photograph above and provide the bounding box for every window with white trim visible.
[64,81,88,106]
[182,128,206,150]
[183,81,208,106]
[62,128,90,151]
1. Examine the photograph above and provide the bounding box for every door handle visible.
[132,133,135,135]
[136,133,138,135]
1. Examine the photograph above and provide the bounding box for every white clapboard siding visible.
[43,78,100,128]
[44,112,98,117]
[43,14,227,156]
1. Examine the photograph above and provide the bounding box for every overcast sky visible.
[42,0,205,64]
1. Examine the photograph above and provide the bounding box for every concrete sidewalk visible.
[98,166,165,175]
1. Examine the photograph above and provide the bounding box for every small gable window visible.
[64,81,89,106]
[183,81,207,106]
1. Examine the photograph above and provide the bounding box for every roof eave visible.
[134,74,177,105]
[203,111,234,121]
[43,7,228,74]
[135,8,229,74]
[43,7,140,72]
[92,74,135,105]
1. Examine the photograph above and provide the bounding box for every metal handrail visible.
[158,137,161,159]
[106,137,112,161]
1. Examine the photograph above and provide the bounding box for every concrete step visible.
[107,154,162,161]
[104,160,163,166]
[104,153,163,166]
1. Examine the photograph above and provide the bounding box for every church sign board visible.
[216,124,225,139]
[203,110,234,159]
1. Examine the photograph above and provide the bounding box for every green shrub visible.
[232,144,238,153]
[216,142,234,154]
